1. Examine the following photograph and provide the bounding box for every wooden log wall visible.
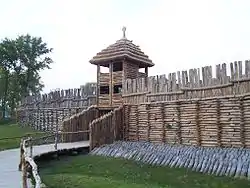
[99,94,122,107]
[138,72,147,78]
[99,95,110,106]
[17,107,87,132]
[89,106,124,150]
[99,70,123,106]
[124,61,140,79]
[17,83,97,130]
[124,94,250,148]
[20,84,96,109]
[123,60,250,104]
[61,106,99,142]
[100,71,123,86]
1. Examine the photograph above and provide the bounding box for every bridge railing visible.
[19,137,43,188]
[19,130,90,188]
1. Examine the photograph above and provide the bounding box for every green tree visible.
[0,67,5,118]
[0,38,18,118]
[15,34,53,97]
[0,34,53,119]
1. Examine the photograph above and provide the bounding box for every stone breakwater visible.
[90,141,250,179]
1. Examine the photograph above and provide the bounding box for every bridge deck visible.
[32,140,90,157]
[0,141,90,188]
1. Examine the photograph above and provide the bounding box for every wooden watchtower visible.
[89,27,154,107]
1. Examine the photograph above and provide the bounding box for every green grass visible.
[0,121,46,150]
[38,155,250,188]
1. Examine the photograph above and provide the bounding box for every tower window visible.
[100,86,109,94]
[113,62,123,72]
[114,85,122,94]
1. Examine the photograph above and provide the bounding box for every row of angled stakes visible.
[91,141,250,179]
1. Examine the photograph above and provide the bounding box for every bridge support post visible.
[54,123,58,151]
[19,139,24,171]
[29,137,33,158]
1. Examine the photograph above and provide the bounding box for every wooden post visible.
[145,67,148,76]
[145,67,148,88]
[29,138,33,158]
[239,98,245,147]
[122,60,126,96]
[195,101,201,146]
[146,104,150,142]
[22,152,28,188]
[89,122,93,151]
[109,62,113,106]
[176,101,182,144]
[96,64,100,107]
[19,139,23,171]
[55,110,59,150]
[161,103,166,143]
[136,105,139,141]
[216,99,222,147]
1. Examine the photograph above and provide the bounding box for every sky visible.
[1,0,250,93]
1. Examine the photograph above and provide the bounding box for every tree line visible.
[0,34,54,119]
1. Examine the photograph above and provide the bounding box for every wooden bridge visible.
[17,105,124,188]
[0,139,89,188]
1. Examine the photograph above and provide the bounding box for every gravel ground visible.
[90,141,250,179]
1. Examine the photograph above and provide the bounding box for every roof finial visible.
[122,26,126,38]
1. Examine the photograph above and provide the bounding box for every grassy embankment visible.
[38,154,250,188]
[0,119,45,150]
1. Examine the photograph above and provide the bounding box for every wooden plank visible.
[234,61,238,80]
[189,69,194,88]
[181,71,186,87]
[172,72,177,91]
[230,62,234,80]
[96,65,100,106]
[177,71,181,89]
[238,61,242,79]
[109,62,113,106]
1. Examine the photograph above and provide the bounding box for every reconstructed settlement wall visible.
[122,60,250,148]
[17,83,97,131]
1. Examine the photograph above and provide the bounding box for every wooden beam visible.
[145,67,148,88]
[122,59,126,95]
[96,65,100,106]
[109,62,113,106]
[145,67,148,77]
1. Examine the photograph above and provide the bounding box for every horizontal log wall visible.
[138,72,147,78]
[123,60,250,104]
[124,94,250,148]
[99,94,110,106]
[100,73,109,86]
[100,71,123,86]
[112,94,123,106]
[124,61,139,79]
[113,71,123,85]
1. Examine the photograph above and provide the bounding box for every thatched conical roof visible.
[89,27,154,68]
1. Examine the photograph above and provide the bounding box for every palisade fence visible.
[89,106,124,150]
[17,83,97,131]
[123,60,250,103]
[62,105,99,142]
